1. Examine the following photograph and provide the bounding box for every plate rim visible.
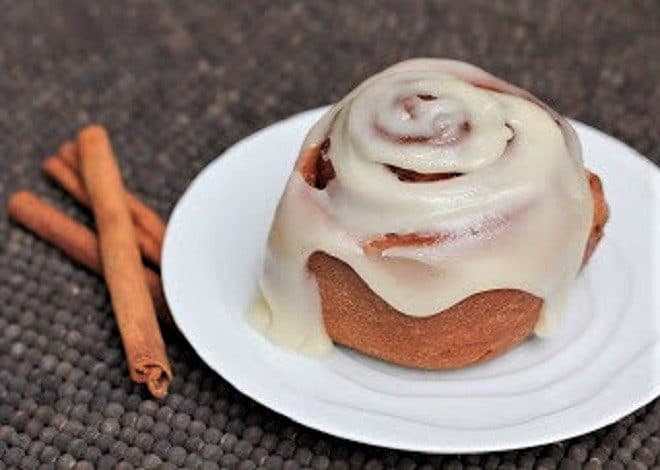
[162,105,660,453]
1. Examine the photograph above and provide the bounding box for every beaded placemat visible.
[1,1,658,469]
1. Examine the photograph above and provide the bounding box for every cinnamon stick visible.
[57,141,78,168]
[57,140,167,248]
[77,125,171,398]
[5,191,171,325]
[42,156,163,266]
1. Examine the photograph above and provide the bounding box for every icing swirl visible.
[251,59,594,355]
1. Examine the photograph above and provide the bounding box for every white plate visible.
[162,106,660,453]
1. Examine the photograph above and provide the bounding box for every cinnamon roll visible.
[250,59,609,368]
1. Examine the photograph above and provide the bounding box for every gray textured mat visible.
[1,1,658,468]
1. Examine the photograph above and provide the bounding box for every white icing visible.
[249,59,594,356]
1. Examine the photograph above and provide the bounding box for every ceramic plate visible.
[162,106,660,453]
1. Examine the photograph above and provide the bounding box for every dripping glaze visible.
[249,59,594,355]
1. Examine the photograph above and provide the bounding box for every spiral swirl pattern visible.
[252,59,594,355]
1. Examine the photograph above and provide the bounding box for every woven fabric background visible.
[1,1,658,469]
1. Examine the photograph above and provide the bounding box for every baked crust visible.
[308,171,608,369]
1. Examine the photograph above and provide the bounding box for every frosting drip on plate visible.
[249,59,594,355]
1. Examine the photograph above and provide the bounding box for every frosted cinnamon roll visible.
[250,59,608,368]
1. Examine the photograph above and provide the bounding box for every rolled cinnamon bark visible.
[42,156,163,266]
[57,141,167,247]
[53,140,166,255]
[57,141,78,168]
[77,125,171,398]
[5,191,170,322]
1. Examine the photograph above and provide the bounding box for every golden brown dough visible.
[308,171,608,369]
